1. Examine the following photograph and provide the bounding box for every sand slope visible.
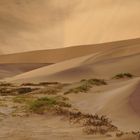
[68,78,140,131]
[6,39,140,83]
[0,63,48,79]
[0,38,140,64]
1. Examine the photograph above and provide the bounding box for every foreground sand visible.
[0,77,140,140]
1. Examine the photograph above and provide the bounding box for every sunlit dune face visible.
[0,0,140,54]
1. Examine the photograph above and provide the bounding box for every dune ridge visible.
[0,38,140,64]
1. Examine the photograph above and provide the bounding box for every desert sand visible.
[0,39,139,140]
[0,1,140,140]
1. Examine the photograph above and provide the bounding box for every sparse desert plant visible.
[113,73,133,79]
[83,126,108,135]
[39,82,59,86]
[64,84,91,95]
[21,83,38,86]
[64,78,107,95]
[0,88,15,96]
[132,131,140,135]
[16,87,35,94]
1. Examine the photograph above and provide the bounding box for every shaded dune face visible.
[7,42,140,83]
[0,0,140,53]
[0,63,49,79]
[130,83,140,116]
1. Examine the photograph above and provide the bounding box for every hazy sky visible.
[0,0,140,54]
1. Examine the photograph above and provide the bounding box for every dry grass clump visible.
[21,82,60,87]
[64,79,107,95]
[113,73,133,79]
[55,108,117,135]
[0,82,14,87]
[83,114,117,135]
[64,83,91,95]
[16,87,34,94]
[0,88,14,96]
[85,79,107,86]
[39,82,59,86]
[21,83,38,86]
[32,86,61,95]
[0,87,38,96]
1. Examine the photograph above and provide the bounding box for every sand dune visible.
[68,78,140,131]
[1,39,140,139]
[0,38,140,64]
[6,40,140,83]
[0,63,48,79]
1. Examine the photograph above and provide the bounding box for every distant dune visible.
[5,38,140,83]
[1,38,140,64]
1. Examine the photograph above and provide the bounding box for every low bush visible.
[16,87,35,94]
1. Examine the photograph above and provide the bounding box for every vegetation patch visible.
[64,79,107,95]
[0,88,15,96]
[13,95,37,105]
[113,73,133,79]
[16,87,33,94]
[28,96,71,114]
[0,82,14,87]
[21,82,60,87]
[55,108,117,135]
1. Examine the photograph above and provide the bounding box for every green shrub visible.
[29,96,71,114]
